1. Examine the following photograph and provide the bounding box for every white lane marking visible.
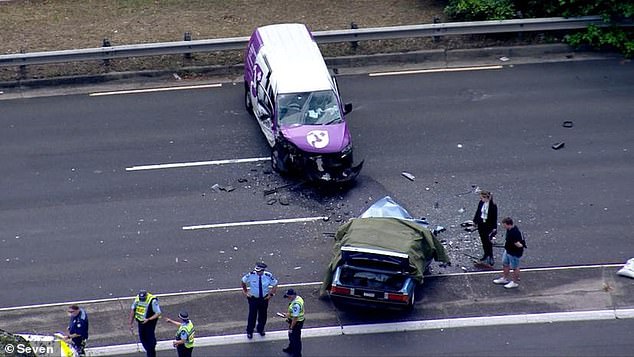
[2,262,625,311]
[0,282,321,312]
[182,216,329,230]
[87,308,634,355]
[125,157,270,171]
[369,65,503,77]
[438,263,625,277]
[88,83,222,96]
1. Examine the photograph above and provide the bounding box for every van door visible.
[253,54,275,146]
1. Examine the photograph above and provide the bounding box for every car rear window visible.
[339,265,407,290]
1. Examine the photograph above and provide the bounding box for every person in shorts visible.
[493,217,524,289]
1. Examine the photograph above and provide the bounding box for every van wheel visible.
[244,82,254,116]
[271,146,288,174]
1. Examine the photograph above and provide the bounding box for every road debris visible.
[401,172,415,181]
[617,258,634,279]
[552,142,565,150]
[562,121,574,128]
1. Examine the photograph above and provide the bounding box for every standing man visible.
[493,217,525,289]
[65,305,88,356]
[473,190,498,266]
[165,310,195,357]
[282,289,304,357]
[129,290,162,357]
[241,262,278,338]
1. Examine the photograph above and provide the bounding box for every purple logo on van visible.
[251,63,263,97]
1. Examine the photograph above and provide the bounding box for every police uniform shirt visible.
[241,271,278,297]
[69,309,89,339]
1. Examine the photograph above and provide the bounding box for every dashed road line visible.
[369,65,503,77]
[182,216,329,230]
[88,83,222,96]
[125,157,270,171]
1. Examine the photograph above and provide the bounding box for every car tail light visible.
[386,293,409,302]
[330,285,351,295]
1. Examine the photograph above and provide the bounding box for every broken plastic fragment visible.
[401,172,415,181]
[552,142,565,150]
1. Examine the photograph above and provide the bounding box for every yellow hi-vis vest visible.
[134,293,156,321]
[176,320,195,349]
[288,296,305,322]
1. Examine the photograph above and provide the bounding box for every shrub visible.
[444,0,516,21]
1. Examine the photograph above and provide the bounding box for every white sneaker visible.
[504,281,519,289]
[493,277,509,285]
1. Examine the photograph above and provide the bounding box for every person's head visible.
[67,304,80,317]
[479,190,492,202]
[138,290,148,301]
[502,217,514,228]
[254,262,267,275]
[178,310,189,322]
[283,288,297,300]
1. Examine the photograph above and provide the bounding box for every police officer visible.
[282,289,304,357]
[165,310,195,357]
[129,290,162,357]
[241,262,278,339]
[65,304,88,356]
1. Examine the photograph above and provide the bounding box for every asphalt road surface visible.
[1,58,633,309]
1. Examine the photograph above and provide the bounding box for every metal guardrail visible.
[0,16,629,67]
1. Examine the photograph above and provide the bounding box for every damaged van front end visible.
[272,134,363,183]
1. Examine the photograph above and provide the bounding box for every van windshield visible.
[277,90,342,126]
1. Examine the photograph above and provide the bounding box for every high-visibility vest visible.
[176,320,195,349]
[288,296,305,322]
[133,293,156,321]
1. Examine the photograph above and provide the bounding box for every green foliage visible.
[566,26,634,57]
[444,0,516,21]
[444,0,633,57]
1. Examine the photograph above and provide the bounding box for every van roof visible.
[256,23,333,94]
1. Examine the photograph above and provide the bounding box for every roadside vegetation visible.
[444,0,634,57]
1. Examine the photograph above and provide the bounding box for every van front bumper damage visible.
[274,140,363,183]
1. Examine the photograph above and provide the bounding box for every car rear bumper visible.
[329,292,411,309]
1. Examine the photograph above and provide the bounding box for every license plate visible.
[363,292,375,298]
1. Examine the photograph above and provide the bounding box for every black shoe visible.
[479,256,487,262]
[247,333,253,339]
[258,331,265,336]
[283,347,292,353]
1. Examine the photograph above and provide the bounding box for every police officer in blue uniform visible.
[65,304,88,356]
[129,290,162,357]
[241,262,278,339]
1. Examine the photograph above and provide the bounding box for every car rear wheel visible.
[407,290,416,311]
[244,82,254,116]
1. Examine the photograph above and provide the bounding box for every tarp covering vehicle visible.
[320,196,450,307]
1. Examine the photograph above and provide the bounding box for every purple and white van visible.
[244,23,362,183]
